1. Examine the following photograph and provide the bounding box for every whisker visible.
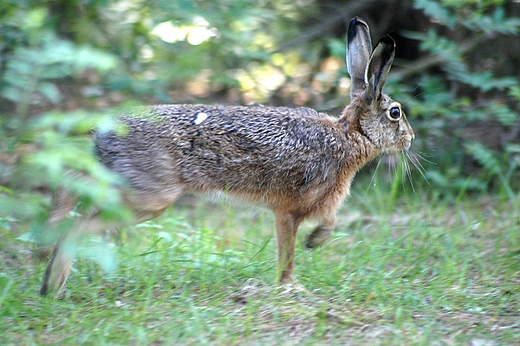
[402,153,416,192]
[400,154,406,190]
[412,82,423,93]
[405,150,431,186]
[387,154,398,181]
[415,152,435,166]
[400,81,424,107]
[367,155,384,193]
[409,152,428,175]
[413,90,426,98]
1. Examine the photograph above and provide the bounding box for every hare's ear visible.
[347,17,372,98]
[365,35,395,102]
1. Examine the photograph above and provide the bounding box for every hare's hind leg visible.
[40,185,183,297]
[274,211,303,283]
[305,215,337,249]
[37,188,77,259]
[40,208,169,297]
[40,214,115,297]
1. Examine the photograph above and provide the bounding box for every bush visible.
[0,4,126,236]
[396,0,520,198]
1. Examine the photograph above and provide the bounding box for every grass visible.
[1,179,520,345]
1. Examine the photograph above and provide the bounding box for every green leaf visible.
[464,142,501,174]
[24,7,48,31]
[0,186,13,195]
[487,102,517,126]
[0,86,23,103]
[508,85,520,101]
[414,0,457,28]
[38,82,61,104]
[16,232,39,243]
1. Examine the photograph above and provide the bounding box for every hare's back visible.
[95,104,347,198]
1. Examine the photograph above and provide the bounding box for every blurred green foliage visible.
[404,0,520,197]
[1,0,520,234]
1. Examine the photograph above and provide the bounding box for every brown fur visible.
[40,17,414,297]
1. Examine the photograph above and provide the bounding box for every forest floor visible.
[1,180,519,345]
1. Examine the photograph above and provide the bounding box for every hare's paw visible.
[305,224,333,249]
[40,244,73,298]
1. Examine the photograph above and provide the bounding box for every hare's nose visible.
[406,122,415,142]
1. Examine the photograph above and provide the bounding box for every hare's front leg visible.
[305,214,337,249]
[274,211,302,283]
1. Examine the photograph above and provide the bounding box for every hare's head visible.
[345,17,414,154]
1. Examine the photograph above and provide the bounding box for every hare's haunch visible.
[40,17,414,297]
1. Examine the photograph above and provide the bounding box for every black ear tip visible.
[348,18,358,40]
[349,17,368,29]
[379,35,396,48]
[348,17,369,42]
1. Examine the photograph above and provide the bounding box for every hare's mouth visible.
[384,140,412,154]
[400,133,414,151]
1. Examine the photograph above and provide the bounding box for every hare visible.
[40,17,414,297]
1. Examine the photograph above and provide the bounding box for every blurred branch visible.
[272,0,380,54]
[392,36,483,80]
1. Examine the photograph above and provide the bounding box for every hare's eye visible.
[388,107,401,121]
